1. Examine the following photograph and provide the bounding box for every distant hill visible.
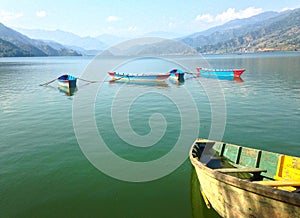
[4,8,300,57]
[96,34,128,47]
[181,8,300,53]
[143,31,183,39]
[100,37,197,56]
[18,28,109,51]
[187,11,279,38]
[0,23,81,57]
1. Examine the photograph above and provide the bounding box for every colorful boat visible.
[168,69,185,82]
[190,138,300,218]
[108,72,170,82]
[57,74,77,88]
[196,67,245,78]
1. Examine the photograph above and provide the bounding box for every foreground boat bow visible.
[190,138,300,218]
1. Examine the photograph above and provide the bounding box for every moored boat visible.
[196,67,245,78]
[57,74,77,88]
[168,68,185,82]
[190,138,300,218]
[108,72,170,82]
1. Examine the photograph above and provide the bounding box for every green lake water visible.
[0,53,299,217]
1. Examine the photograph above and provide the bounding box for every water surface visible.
[0,53,299,217]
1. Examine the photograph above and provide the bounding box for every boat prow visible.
[233,69,245,77]
[57,74,77,88]
[168,68,185,82]
[190,138,300,218]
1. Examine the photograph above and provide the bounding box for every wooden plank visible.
[215,167,267,174]
[259,151,281,179]
[222,144,241,164]
[212,142,224,155]
[239,147,261,168]
[253,180,300,187]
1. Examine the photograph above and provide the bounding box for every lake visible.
[0,52,299,217]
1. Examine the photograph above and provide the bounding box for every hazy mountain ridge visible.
[180,11,282,48]
[0,23,80,57]
[186,11,280,38]
[1,8,300,57]
[182,8,300,53]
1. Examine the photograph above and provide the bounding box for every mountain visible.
[96,34,128,47]
[18,28,108,51]
[181,8,300,53]
[18,28,184,52]
[192,11,279,37]
[191,9,300,53]
[0,23,80,57]
[143,31,183,39]
[99,9,300,56]
[101,38,197,56]
[180,11,280,48]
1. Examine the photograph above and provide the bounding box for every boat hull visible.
[108,72,170,82]
[196,67,245,78]
[57,75,77,88]
[190,139,300,218]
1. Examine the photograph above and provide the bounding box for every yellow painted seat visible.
[254,155,300,191]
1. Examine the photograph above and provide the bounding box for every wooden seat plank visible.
[253,180,300,187]
[215,167,267,174]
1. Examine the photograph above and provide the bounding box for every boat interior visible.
[191,139,300,193]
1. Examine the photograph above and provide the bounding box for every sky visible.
[1,0,300,37]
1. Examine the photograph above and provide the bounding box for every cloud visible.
[280,4,300,12]
[107,16,120,22]
[195,14,214,22]
[0,10,23,21]
[216,7,263,23]
[195,7,263,24]
[36,10,47,18]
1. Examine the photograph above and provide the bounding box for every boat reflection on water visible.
[109,79,169,87]
[198,75,244,83]
[58,85,78,96]
[191,168,221,218]
[168,78,185,86]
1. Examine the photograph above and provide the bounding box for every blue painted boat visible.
[196,67,245,78]
[57,74,77,88]
[168,69,185,82]
[108,72,170,82]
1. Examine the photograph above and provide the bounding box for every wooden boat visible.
[57,74,77,88]
[190,138,300,218]
[108,72,170,82]
[196,67,245,78]
[168,68,185,82]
